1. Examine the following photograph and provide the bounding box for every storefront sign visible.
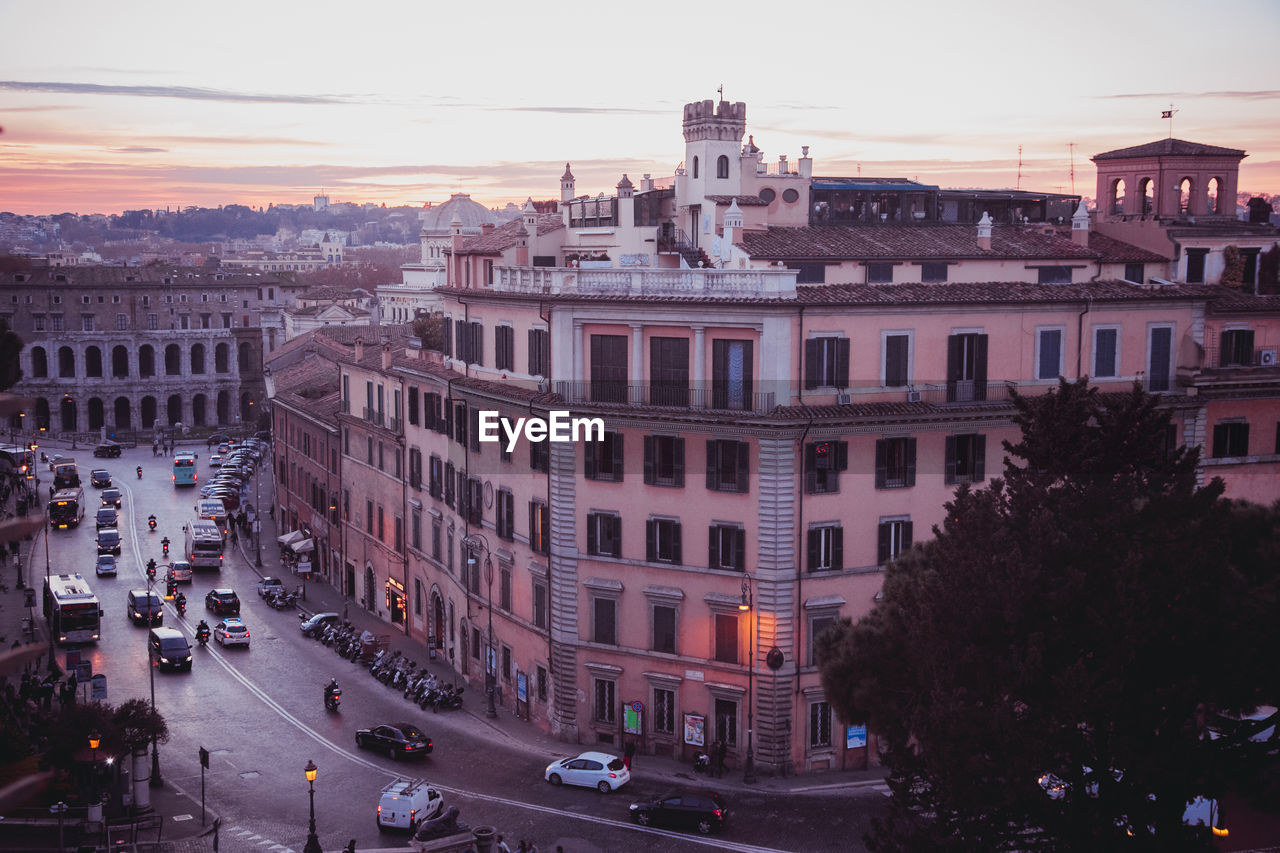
[683,713,705,746]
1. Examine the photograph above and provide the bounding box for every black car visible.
[95,507,118,529]
[96,527,122,555]
[629,792,727,835]
[101,488,123,508]
[89,469,112,488]
[205,588,241,615]
[93,442,122,458]
[356,723,433,759]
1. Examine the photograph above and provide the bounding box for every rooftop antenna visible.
[1162,104,1178,138]
[1069,143,1076,195]
[717,83,723,100]
[1016,145,1023,191]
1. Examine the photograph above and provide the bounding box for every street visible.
[30,443,888,853]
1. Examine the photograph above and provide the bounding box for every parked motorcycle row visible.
[264,588,298,610]
[305,618,465,712]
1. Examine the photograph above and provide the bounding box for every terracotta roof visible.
[1204,290,1280,314]
[1085,232,1171,263]
[4,266,279,287]
[706,194,771,206]
[737,223,1100,260]
[796,281,1210,306]
[1092,138,1246,161]
[454,214,565,255]
[290,303,370,318]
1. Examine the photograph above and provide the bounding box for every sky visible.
[1,0,1279,216]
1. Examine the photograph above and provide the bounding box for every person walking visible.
[496,835,511,853]
[623,740,635,771]
[713,736,727,778]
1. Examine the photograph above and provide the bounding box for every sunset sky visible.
[2,0,1278,216]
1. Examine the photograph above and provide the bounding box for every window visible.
[1220,329,1255,367]
[1036,327,1064,380]
[782,188,799,203]
[716,154,729,179]
[945,433,987,484]
[408,448,422,489]
[947,332,988,402]
[495,325,515,371]
[594,678,616,724]
[1147,325,1173,393]
[804,337,850,389]
[875,437,916,489]
[645,518,682,564]
[1124,263,1145,284]
[651,605,677,654]
[809,701,832,749]
[33,315,45,332]
[431,517,441,561]
[883,333,910,387]
[530,440,549,473]
[705,439,749,493]
[592,597,617,645]
[411,507,422,550]
[1037,266,1072,284]
[529,501,550,554]
[650,337,690,406]
[586,512,621,558]
[365,499,374,535]
[495,488,514,540]
[921,262,949,283]
[528,328,549,377]
[51,315,63,331]
[711,339,753,410]
[408,387,419,425]
[787,262,827,284]
[653,687,675,734]
[1186,249,1208,284]
[584,431,624,481]
[116,314,128,330]
[590,334,628,403]
[82,315,95,331]
[444,461,455,507]
[866,262,894,284]
[499,566,512,612]
[708,524,746,572]
[804,440,848,494]
[1212,422,1250,458]
[457,320,483,365]
[713,614,739,664]
[643,435,685,487]
[464,478,483,525]
[428,455,443,499]
[807,525,843,572]
[809,615,838,666]
[878,518,914,564]
[1093,327,1119,378]
[533,580,548,630]
[537,665,548,702]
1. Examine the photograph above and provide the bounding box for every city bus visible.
[53,457,80,490]
[43,573,103,644]
[184,518,224,569]
[173,452,198,486]
[47,487,86,529]
[0,444,37,485]
[196,498,228,535]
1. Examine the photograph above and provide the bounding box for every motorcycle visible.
[161,537,170,556]
[324,684,342,712]
[137,466,143,479]
[196,624,211,647]
[148,515,157,532]
[176,595,187,616]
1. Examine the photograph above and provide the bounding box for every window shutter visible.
[1241,330,1256,364]
[1219,330,1231,366]
[587,514,598,555]
[646,519,656,562]
[874,439,888,489]
[804,339,821,389]
[944,435,958,485]
[835,440,849,472]
[608,515,621,557]
[528,329,538,374]
[643,435,654,484]
[832,526,844,571]
[905,438,917,487]
[408,387,419,425]
[877,523,890,564]
[706,440,718,489]
[1240,424,1251,455]
[808,528,820,571]
[673,438,685,486]
[737,442,749,491]
[611,432,624,481]
[708,525,720,569]
[946,334,963,401]
[469,407,480,452]
[584,443,597,479]
[528,500,536,548]
[496,492,505,537]
[805,469,818,493]
[836,338,851,388]
[902,521,914,550]
[474,325,484,367]
[974,335,989,398]
[734,527,746,571]
[443,398,453,438]
[671,522,682,565]
[886,335,908,386]
[973,435,986,481]
[1212,425,1227,458]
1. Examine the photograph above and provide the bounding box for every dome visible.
[419,193,501,236]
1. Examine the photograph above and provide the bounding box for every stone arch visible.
[59,397,77,431]
[1139,177,1154,216]
[87,397,105,430]
[1209,177,1223,214]
[164,344,181,376]
[58,346,75,378]
[431,588,445,654]
[31,346,48,378]
[139,345,155,378]
[364,563,376,611]
[717,154,730,179]
[35,397,50,431]
[190,342,206,374]
[215,343,229,374]
[85,346,103,378]
[111,345,130,378]
[140,396,157,429]
[1179,177,1194,214]
[1110,178,1126,215]
[238,342,251,372]
[166,394,183,426]
[692,156,699,179]
[459,616,469,675]
[114,397,132,429]
[239,391,254,422]
[216,391,231,425]
[192,393,207,426]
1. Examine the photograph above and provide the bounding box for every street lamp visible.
[464,533,497,719]
[89,731,100,803]
[740,574,757,784]
[253,454,263,568]
[303,759,322,853]
[50,801,68,851]
[146,574,162,787]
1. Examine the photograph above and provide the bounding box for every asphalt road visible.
[39,446,888,853]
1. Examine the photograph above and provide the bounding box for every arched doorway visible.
[165,344,181,376]
[192,394,207,426]
[35,397,51,431]
[58,347,76,378]
[112,345,130,378]
[59,397,77,431]
[216,391,230,425]
[432,591,445,654]
[114,397,132,430]
[85,346,103,378]
[139,345,155,378]
[140,396,157,429]
[364,564,376,611]
[166,395,183,426]
[215,343,229,374]
[87,398,105,430]
[459,618,469,676]
[31,346,48,378]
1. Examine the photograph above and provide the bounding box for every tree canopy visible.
[817,379,1280,851]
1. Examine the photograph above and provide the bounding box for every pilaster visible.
[754,434,798,773]
[547,440,580,742]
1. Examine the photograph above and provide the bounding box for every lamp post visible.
[464,533,497,719]
[739,574,757,784]
[146,575,162,787]
[303,759,322,853]
[50,801,68,851]
[89,731,100,804]
[253,454,263,568]
[43,509,56,672]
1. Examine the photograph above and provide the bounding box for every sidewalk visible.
[233,466,888,801]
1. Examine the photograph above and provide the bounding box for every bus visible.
[53,458,80,490]
[43,573,103,644]
[48,488,86,529]
[196,498,228,535]
[0,444,37,486]
[184,519,224,569]
[173,452,198,486]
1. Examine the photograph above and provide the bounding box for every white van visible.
[377,778,443,832]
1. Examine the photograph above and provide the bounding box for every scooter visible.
[137,466,143,479]
[324,684,342,712]
[161,537,170,556]
[148,515,157,532]
[196,624,211,647]
[176,595,187,617]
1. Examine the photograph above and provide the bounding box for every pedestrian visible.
[496,835,511,853]
[713,736,727,778]
[623,739,635,770]
[515,843,528,853]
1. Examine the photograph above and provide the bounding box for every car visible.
[629,791,728,834]
[206,433,230,446]
[208,454,224,468]
[211,491,241,511]
[356,723,434,759]
[93,442,122,458]
[96,527,122,555]
[205,588,241,615]
[89,469,112,488]
[101,488,122,508]
[127,589,164,625]
[299,611,341,637]
[148,627,192,671]
[95,554,117,577]
[217,442,231,455]
[166,560,193,584]
[214,617,250,647]
[377,779,443,832]
[95,507,118,529]
[257,577,285,598]
[545,751,630,793]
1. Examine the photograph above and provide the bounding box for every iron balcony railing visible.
[1201,344,1278,370]
[554,380,776,414]
[362,407,383,427]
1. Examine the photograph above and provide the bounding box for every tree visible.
[412,312,445,352]
[817,379,1280,851]
[0,317,23,391]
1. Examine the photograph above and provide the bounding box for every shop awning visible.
[292,538,315,554]
[277,530,304,546]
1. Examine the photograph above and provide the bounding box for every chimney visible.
[481,223,495,234]
[778,154,789,174]
[381,341,392,370]
[799,145,812,179]
[640,173,654,192]
[976,211,993,251]
[1071,199,1091,246]
[721,198,743,264]
[515,222,530,266]
[616,174,634,200]
[354,338,364,361]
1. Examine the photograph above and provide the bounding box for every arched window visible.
[1208,177,1223,214]
[716,155,729,179]
[35,397,50,431]
[114,397,132,429]
[31,346,48,378]
[238,342,251,372]
[140,396,157,429]
[192,394,207,426]
[139,345,155,378]
[165,344,181,376]
[59,397,77,431]
[217,391,230,425]
[167,394,183,426]
[215,343,229,373]
[692,156,699,179]
[190,343,206,374]
[85,346,103,378]
[58,346,76,378]
[112,345,130,378]
[1110,178,1126,215]
[1179,177,1193,214]
[1139,178,1154,216]
[87,398,105,430]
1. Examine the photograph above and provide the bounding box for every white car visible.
[208,454,224,468]
[214,618,250,647]
[545,751,630,793]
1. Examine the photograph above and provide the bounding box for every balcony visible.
[493,265,797,300]
[566,196,618,229]
[1200,344,1279,370]
[362,407,383,427]
[554,380,777,414]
